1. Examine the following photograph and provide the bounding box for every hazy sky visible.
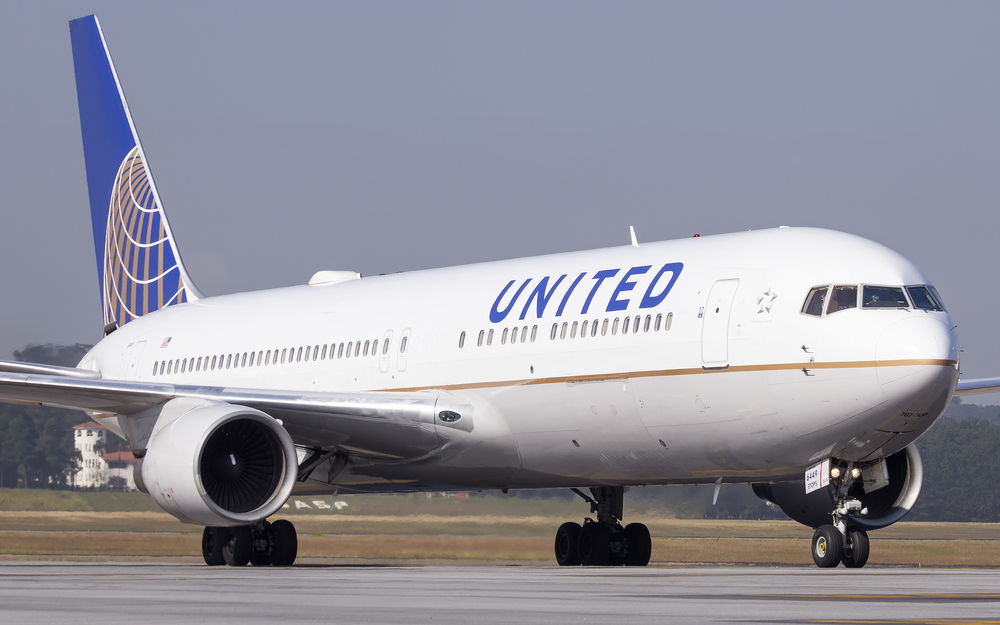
[1,2,998,399]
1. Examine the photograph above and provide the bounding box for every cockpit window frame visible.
[905,284,945,311]
[861,284,911,310]
[801,285,830,317]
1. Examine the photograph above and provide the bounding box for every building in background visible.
[72,422,136,490]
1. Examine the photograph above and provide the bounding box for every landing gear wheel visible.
[271,519,298,566]
[811,525,843,568]
[222,526,253,567]
[201,527,226,566]
[249,521,273,566]
[554,522,582,566]
[842,529,870,569]
[623,523,651,567]
[578,521,611,566]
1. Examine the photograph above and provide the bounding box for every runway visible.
[1,563,999,624]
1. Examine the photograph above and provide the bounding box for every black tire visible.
[842,530,870,569]
[222,526,253,567]
[623,523,652,567]
[271,519,297,566]
[578,522,611,566]
[554,522,582,566]
[811,525,843,568]
[249,550,273,566]
[201,527,226,566]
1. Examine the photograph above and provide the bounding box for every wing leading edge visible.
[0,362,473,460]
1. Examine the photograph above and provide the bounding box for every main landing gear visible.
[811,462,871,569]
[554,486,651,567]
[202,520,298,567]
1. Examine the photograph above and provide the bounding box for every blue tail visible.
[69,15,201,332]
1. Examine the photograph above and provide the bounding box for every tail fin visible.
[69,15,201,332]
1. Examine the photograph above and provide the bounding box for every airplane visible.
[1,13,997,569]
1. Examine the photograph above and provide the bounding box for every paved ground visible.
[2,562,999,624]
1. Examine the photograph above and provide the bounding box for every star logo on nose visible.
[757,288,777,314]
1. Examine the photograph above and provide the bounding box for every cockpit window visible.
[802,286,828,316]
[907,285,944,311]
[863,285,909,308]
[827,285,858,314]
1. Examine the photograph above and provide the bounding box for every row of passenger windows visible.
[151,336,399,377]
[802,284,944,317]
[458,312,674,348]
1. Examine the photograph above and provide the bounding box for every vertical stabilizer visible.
[69,15,201,331]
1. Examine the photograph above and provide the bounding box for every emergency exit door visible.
[702,279,739,367]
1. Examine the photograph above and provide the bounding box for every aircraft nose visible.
[876,316,959,417]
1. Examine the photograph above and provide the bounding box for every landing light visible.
[830,467,842,479]
[851,467,862,479]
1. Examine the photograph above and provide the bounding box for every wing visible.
[0,361,472,460]
[954,377,1000,397]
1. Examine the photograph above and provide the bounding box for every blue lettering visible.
[607,266,651,312]
[556,272,586,317]
[581,269,620,314]
[519,275,567,320]
[639,262,684,308]
[490,278,532,323]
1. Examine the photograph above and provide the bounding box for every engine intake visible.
[752,444,923,531]
[138,398,297,526]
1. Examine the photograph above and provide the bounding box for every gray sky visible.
[1,2,999,400]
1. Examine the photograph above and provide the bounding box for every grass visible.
[3,489,1000,566]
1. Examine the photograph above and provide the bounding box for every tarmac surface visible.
[2,562,999,624]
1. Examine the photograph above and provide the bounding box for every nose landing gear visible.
[811,463,872,568]
[554,486,651,567]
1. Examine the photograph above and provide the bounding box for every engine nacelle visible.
[752,444,923,530]
[136,398,298,526]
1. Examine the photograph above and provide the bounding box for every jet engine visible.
[751,444,923,530]
[134,399,298,527]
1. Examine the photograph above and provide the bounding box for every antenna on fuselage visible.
[629,225,639,247]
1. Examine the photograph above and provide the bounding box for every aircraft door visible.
[702,279,739,367]
[124,341,146,380]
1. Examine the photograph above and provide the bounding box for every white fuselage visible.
[80,227,959,492]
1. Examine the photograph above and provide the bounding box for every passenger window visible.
[249,352,255,367]
[602,319,609,336]
[802,286,829,316]
[531,325,538,342]
[488,329,494,346]
[382,339,389,355]
[400,336,408,353]
[296,347,302,362]
[280,349,285,364]
[196,357,202,371]
[501,328,509,345]
[355,342,361,357]
[304,347,311,362]
[211,356,217,370]
[612,318,619,335]
[863,286,909,308]
[265,351,271,365]
[644,315,651,332]
[622,316,630,334]
[478,330,484,347]
[338,343,345,358]
[152,362,158,376]
[591,320,598,337]
[827,285,858,314]
[227,354,232,369]
[665,312,673,331]
[321,345,328,360]
[346,342,352,358]
[521,326,528,343]
[570,321,578,339]
[560,322,568,339]
[363,340,370,356]
[182,359,187,373]
[581,320,589,337]
[242,353,248,367]
[907,286,944,310]
[634,316,641,333]
[550,324,558,340]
